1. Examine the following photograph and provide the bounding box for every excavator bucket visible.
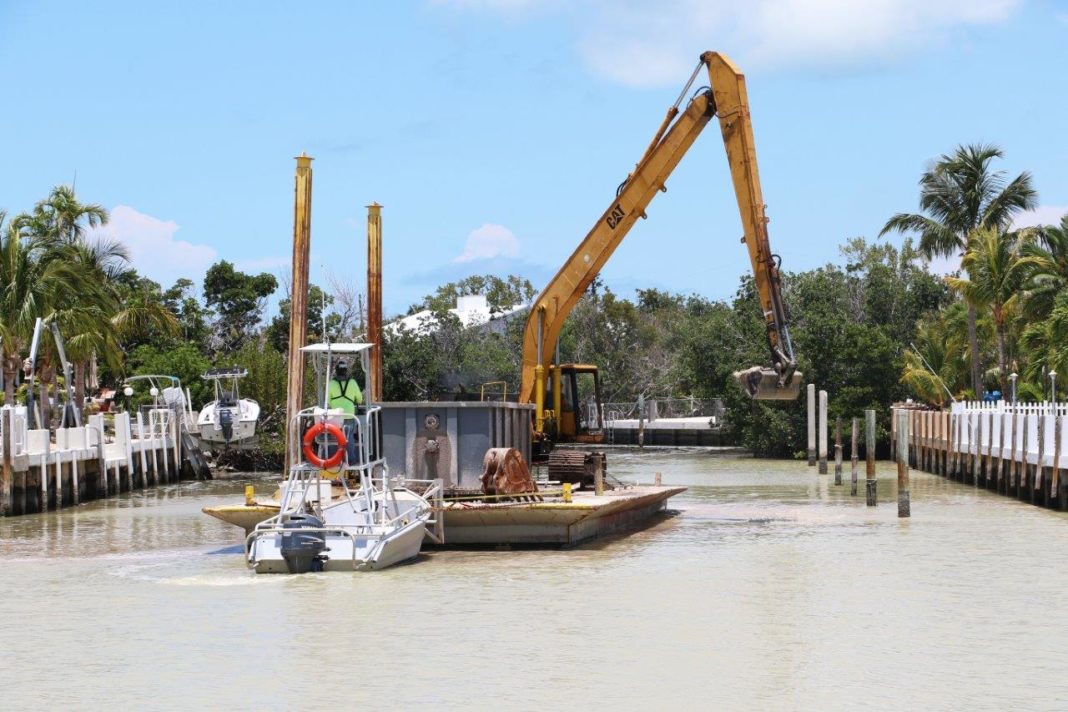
[733,366,803,401]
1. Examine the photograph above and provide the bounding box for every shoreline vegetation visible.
[3,144,1065,459]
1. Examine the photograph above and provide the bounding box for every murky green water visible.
[2,450,1067,710]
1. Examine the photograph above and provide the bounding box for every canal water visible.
[2,450,1067,710]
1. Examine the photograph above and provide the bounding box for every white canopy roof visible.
[299,342,374,354]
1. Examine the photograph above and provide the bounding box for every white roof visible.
[387,296,529,336]
[300,342,374,354]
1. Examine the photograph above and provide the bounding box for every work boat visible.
[247,343,442,574]
[197,368,260,447]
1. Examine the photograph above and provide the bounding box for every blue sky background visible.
[1,0,1066,316]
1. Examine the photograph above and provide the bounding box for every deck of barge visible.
[203,484,685,546]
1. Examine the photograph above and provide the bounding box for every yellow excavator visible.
[520,51,802,455]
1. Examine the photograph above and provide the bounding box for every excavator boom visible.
[520,51,801,426]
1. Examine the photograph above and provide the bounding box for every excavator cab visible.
[546,363,605,444]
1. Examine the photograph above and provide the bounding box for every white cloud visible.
[1013,204,1068,229]
[454,223,520,263]
[87,205,217,284]
[442,0,1024,87]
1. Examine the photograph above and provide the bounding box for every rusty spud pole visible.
[284,153,313,471]
[366,202,383,403]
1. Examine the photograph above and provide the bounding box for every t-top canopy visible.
[202,367,248,379]
[299,342,374,355]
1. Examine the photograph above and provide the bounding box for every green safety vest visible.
[328,378,364,415]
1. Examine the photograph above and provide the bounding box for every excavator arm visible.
[520,51,801,429]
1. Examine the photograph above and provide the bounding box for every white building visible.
[387,294,529,336]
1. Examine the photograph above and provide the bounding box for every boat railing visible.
[401,477,445,544]
[277,404,391,515]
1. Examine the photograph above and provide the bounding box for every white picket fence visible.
[896,405,1066,467]
[0,405,183,515]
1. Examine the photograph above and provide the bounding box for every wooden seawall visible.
[0,405,199,517]
[891,402,1068,511]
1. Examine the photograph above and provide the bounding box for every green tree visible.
[414,274,534,314]
[266,284,334,353]
[203,260,277,351]
[30,185,108,246]
[128,342,213,408]
[163,277,212,349]
[946,227,1037,393]
[1021,213,1068,322]
[0,212,103,406]
[881,143,1037,399]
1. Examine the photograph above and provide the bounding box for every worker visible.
[328,359,364,464]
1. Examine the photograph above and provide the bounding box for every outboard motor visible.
[279,514,327,574]
[219,407,234,444]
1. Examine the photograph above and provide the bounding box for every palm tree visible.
[946,227,1037,394]
[881,143,1037,399]
[28,189,123,412]
[1020,214,1068,321]
[1020,288,1068,390]
[0,216,92,405]
[32,185,108,245]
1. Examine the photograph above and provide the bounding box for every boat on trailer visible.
[246,343,442,573]
[197,368,259,448]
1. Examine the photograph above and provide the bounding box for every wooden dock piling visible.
[1052,414,1062,503]
[1038,410,1046,500]
[593,453,605,496]
[1,408,12,516]
[834,417,842,485]
[818,390,828,474]
[865,409,876,506]
[807,384,816,466]
[897,411,910,517]
[997,410,1006,492]
[850,418,858,496]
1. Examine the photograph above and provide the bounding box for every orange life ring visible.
[302,422,347,469]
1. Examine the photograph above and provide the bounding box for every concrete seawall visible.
[0,406,200,516]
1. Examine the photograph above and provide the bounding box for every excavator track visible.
[547,449,606,487]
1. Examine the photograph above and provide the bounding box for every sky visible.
[1,0,1066,316]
